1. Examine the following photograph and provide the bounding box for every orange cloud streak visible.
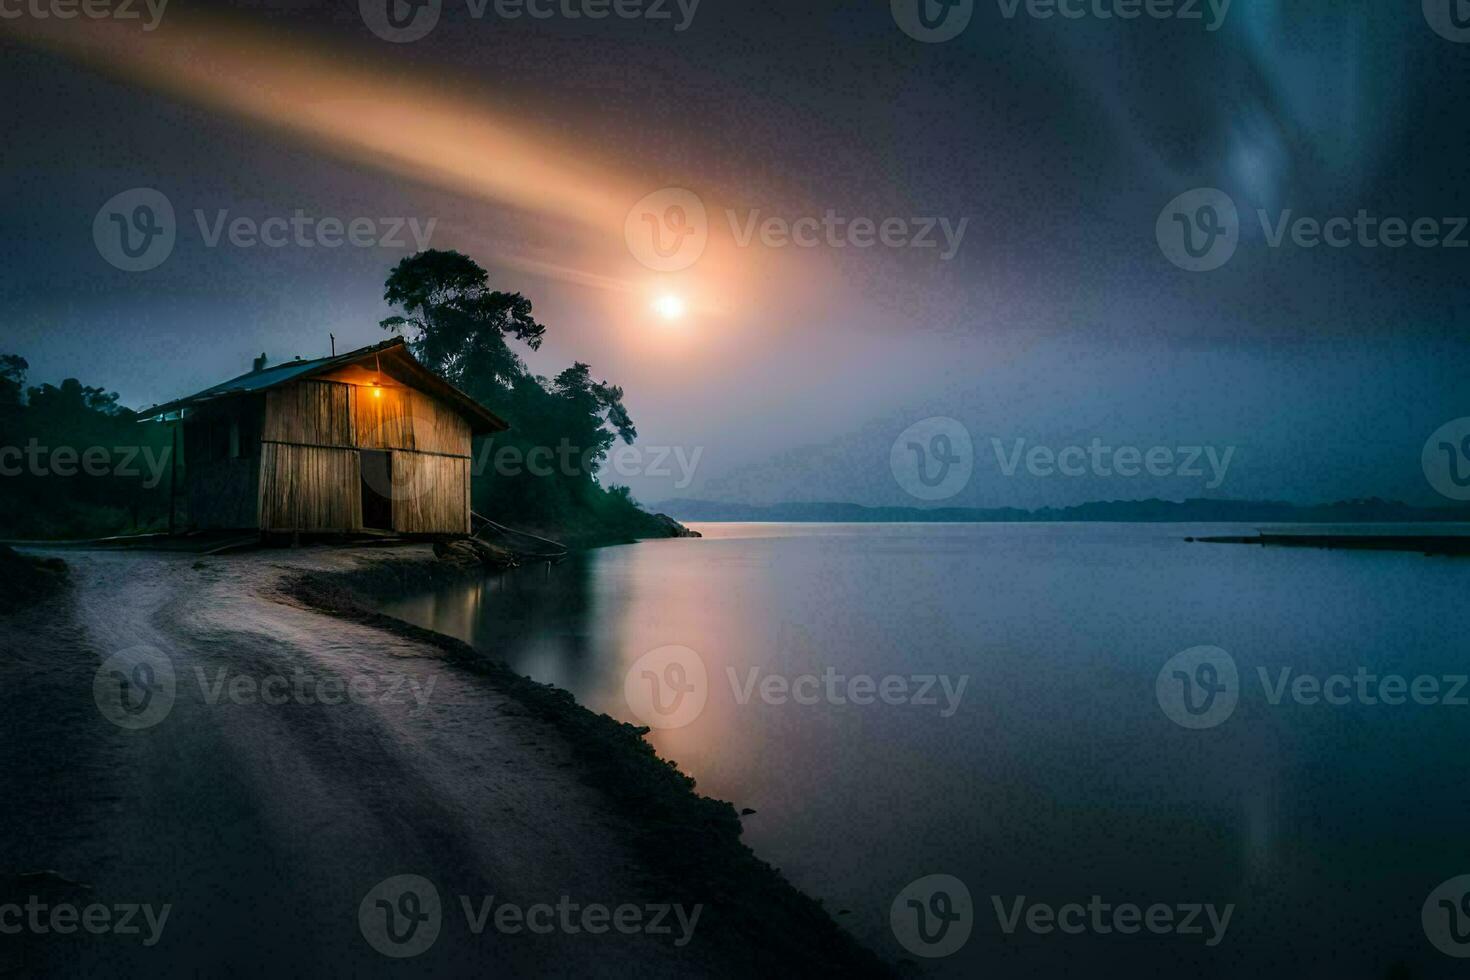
[12,12,632,230]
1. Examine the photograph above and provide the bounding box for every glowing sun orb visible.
[652,294,686,320]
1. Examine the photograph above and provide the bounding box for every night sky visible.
[4,0,1468,505]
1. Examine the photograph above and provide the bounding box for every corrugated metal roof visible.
[170,355,339,400]
[143,338,509,433]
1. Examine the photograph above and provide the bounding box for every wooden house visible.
[146,339,506,536]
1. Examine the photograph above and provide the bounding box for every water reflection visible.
[381,523,1470,978]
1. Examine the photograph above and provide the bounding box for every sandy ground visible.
[0,546,741,978]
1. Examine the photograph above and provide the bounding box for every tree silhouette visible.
[379,250,652,537]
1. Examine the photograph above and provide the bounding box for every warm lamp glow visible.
[373,387,382,398]
[653,294,686,320]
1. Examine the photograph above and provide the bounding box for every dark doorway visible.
[360,451,393,531]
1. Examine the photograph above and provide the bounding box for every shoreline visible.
[1185,532,1470,556]
[279,548,893,977]
[1,543,889,976]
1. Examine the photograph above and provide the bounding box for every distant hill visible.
[654,497,1470,524]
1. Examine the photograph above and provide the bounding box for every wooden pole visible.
[167,421,178,535]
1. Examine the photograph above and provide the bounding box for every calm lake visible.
[380,523,1470,977]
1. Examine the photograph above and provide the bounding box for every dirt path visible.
[0,548,734,977]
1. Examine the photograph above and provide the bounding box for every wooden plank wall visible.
[264,382,353,447]
[354,387,471,456]
[258,442,361,531]
[391,452,471,535]
[259,379,473,534]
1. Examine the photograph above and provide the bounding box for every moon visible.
[652,294,687,320]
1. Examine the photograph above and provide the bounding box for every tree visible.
[26,378,128,420]
[380,250,637,475]
[0,355,28,406]
[550,362,637,470]
[380,249,546,392]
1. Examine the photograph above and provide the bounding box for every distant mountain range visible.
[654,497,1470,524]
